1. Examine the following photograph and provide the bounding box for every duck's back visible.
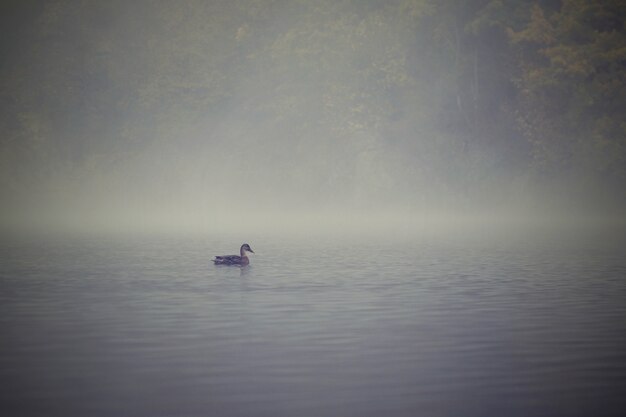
[213,255,248,265]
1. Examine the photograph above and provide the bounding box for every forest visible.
[1,0,625,229]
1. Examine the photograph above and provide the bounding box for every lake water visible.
[1,227,625,416]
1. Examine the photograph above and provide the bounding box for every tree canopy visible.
[1,0,625,218]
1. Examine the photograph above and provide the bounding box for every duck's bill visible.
[249,249,254,253]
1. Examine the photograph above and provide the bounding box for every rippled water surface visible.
[1,228,625,416]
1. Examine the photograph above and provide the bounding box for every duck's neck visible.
[240,247,248,257]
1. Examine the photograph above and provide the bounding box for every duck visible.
[213,243,254,266]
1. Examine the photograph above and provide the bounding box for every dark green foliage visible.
[507,0,626,203]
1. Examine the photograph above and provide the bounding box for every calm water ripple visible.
[1,230,625,416]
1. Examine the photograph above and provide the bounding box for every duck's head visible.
[241,243,254,254]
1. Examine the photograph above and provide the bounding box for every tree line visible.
[1,0,625,211]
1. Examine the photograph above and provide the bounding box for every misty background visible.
[1,0,625,234]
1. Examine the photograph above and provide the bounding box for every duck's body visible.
[213,243,254,266]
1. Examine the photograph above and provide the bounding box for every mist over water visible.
[1,2,626,416]
[1,1,625,236]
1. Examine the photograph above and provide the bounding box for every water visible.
[1,228,625,416]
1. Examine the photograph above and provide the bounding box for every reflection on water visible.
[1,230,625,416]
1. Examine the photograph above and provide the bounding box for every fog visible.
[2,1,625,237]
[3,6,626,416]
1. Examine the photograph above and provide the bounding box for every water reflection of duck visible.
[213,243,254,266]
